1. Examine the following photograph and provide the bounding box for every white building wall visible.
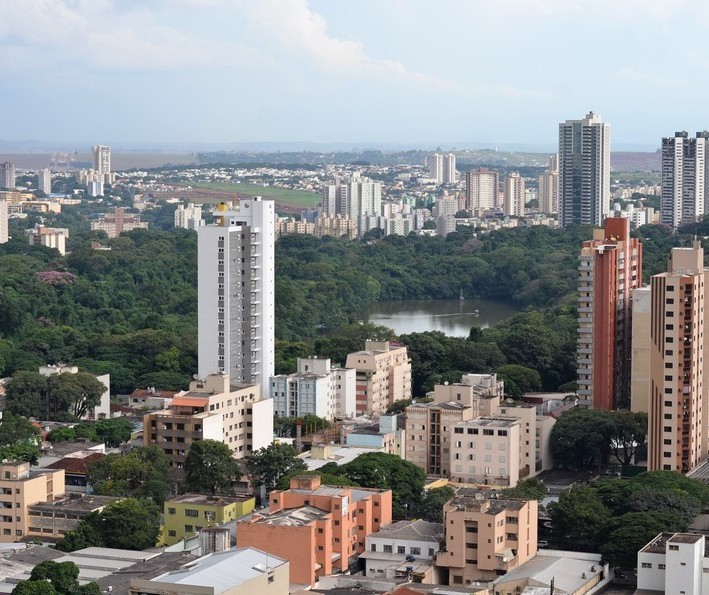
[335,368,356,418]
[202,413,223,442]
[666,538,703,595]
[251,397,274,451]
[0,200,9,244]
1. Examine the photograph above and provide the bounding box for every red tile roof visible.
[46,453,104,474]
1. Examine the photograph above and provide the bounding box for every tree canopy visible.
[11,560,101,594]
[245,443,307,491]
[184,439,240,495]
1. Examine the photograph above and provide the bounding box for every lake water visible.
[365,298,521,337]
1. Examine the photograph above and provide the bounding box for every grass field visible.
[187,182,320,207]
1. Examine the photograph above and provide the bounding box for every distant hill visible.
[611,151,660,172]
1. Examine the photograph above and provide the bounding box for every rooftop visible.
[253,505,330,527]
[28,494,120,514]
[641,532,707,555]
[45,452,104,474]
[370,520,443,543]
[148,547,287,591]
[168,493,253,506]
[457,417,519,428]
[493,554,603,594]
[301,445,385,471]
[448,489,527,514]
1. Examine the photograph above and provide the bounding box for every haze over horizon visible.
[2,0,707,148]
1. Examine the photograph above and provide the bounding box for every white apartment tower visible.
[92,145,112,184]
[0,162,15,190]
[661,131,709,228]
[538,154,559,214]
[37,169,52,194]
[465,168,499,212]
[174,203,204,230]
[198,198,275,397]
[319,174,381,221]
[429,154,443,183]
[442,153,456,184]
[559,112,611,227]
[503,172,525,217]
[0,200,8,244]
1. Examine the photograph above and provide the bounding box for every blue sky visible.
[2,0,708,148]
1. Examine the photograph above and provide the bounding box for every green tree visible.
[496,364,541,394]
[324,452,426,519]
[4,371,46,418]
[0,413,41,464]
[94,417,133,447]
[184,439,240,494]
[54,519,104,552]
[550,408,615,470]
[417,486,455,523]
[245,443,308,491]
[500,478,547,500]
[47,372,105,419]
[87,446,171,505]
[11,560,101,594]
[548,486,610,550]
[609,410,647,466]
[98,498,160,550]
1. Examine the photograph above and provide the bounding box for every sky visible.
[2,0,709,149]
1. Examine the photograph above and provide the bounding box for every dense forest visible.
[0,202,701,396]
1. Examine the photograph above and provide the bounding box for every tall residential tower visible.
[559,112,611,227]
[198,198,275,396]
[661,131,709,228]
[577,217,642,409]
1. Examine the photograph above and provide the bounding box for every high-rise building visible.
[429,153,443,183]
[0,200,7,244]
[443,153,456,184]
[92,145,112,184]
[538,155,559,214]
[198,198,275,396]
[319,174,381,222]
[37,168,51,194]
[465,168,499,212]
[577,218,642,409]
[0,162,15,190]
[646,241,709,473]
[503,172,525,217]
[661,131,709,228]
[174,203,204,230]
[559,111,611,227]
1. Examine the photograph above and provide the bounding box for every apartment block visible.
[26,225,69,255]
[0,163,15,190]
[345,341,412,415]
[344,414,406,457]
[559,111,611,227]
[577,217,643,409]
[503,173,525,217]
[143,374,273,468]
[465,168,499,212]
[163,493,255,546]
[27,494,119,541]
[37,169,52,194]
[435,489,538,586]
[174,203,204,230]
[0,462,63,542]
[237,474,392,586]
[538,155,559,214]
[646,241,709,473]
[90,207,148,238]
[270,357,356,420]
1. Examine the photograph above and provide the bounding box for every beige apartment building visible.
[345,341,411,415]
[643,241,709,473]
[0,462,63,542]
[143,374,273,468]
[406,375,553,487]
[436,489,538,586]
[90,207,148,238]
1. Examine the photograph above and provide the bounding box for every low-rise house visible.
[361,519,444,583]
[637,532,709,594]
[27,494,120,541]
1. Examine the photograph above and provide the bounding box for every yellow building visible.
[0,461,64,542]
[163,493,255,546]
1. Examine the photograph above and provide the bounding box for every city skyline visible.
[3,1,709,146]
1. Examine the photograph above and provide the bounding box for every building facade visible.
[559,111,611,227]
[90,207,148,238]
[345,341,412,415]
[270,357,356,420]
[0,162,15,190]
[143,374,273,468]
[26,225,69,255]
[174,203,204,230]
[637,532,709,595]
[646,241,709,473]
[577,217,643,409]
[537,154,559,214]
[238,474,392,587]
[465,168,499,212]
[92,145,112,184]
[435,489,538,586]
[37,169,52,194]
[197,199,275,397]
[661,131,709,228]
[503,172,525,217]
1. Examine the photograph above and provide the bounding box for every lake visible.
[365,298,521,337]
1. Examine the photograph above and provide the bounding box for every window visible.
[168,530,176,537]
[370,544,376,552]
[411,547,421,555]
[641,562,652,568]
[659,564,666,570]
[185,525,193,532]
[185,509,199,517]
[398,546,406,554]
[167,508,176,515]
[669,544,679,551]
[383,545,393,553]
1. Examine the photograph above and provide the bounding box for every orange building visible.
[237,475,392,587]
[577,217,642,409]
